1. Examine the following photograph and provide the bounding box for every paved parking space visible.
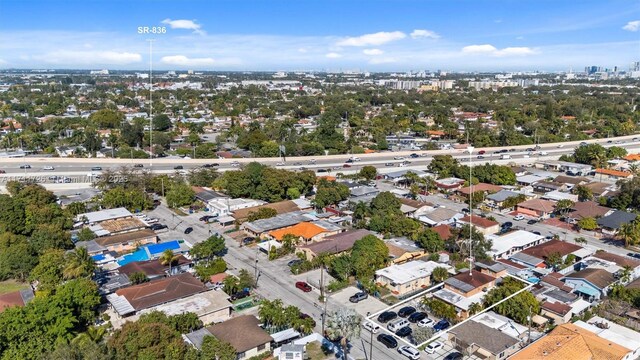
[330,286,388,317]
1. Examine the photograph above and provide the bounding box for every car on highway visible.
[394,156,406,160]
[0,170,5,174]
[399,163,408,167]
[377,311,397,323]
[425,341,444,354]
[343,164,352,168]
[174,165,184,170]
[398,306,416,317]
[395,326,412,338]
[349,291,368,303]
[527,219,538,225]
[134,164,144,168]
[398,345,421,359]
[410,153,419,158]
[43,166,54,170]
[309,159,316,164]
[230,290,250,301]
[91,166,102,171]
[634,138,639,141]
[579,142,588,147]
[293,162,302,166]
[377,334,398,349]
[385,162,394,166]
[363,321,380,333]
[349,156,361,161]
[417,317,434,327]
[317,169,328,173]
[433,319,450,331]
[231,161,240,167]
[557,144,564,148]
[201,163,219,168]
[514,214,525,221]
[295,281,312,292]
[276,162,285,166]
[444,352,464,360]
[477,155,485,159]
[184,227,194,234]
[408,312,427,323]
[19,164,31,169]
[478,150,486,154]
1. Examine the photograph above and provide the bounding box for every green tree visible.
[577,217,598,231]
[247,207,278,222]
[89,109,124,129]
[200,336,236,360]
[160,250,180,276]
[555,199,574,217]
[129,271,149,285]
[483,277,539,324]
[431,267,450,283]
[415,228,445,252]
[166,182,195,208]
[190,234,226,263]
[325,308,361,360]
[607,146,628,160]
[223,275,240,295]
[428,155,458,178]
[545,251,563,269]
[29,249,65,294]
[76,227,96,242]
[573,184,593,201]
[152,114,172,131]
[187,168,220,187]
[238,268,256,289]
[63,247,96,280]
[422,298,457,321]
[350,235,388,280]
[359,166,377,181]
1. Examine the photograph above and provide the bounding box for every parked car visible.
[408,312,427,323]
[287,259,303,267]
[398,345,421,359]
[398,306,416,317]
[349,291,368,303]
[527,219,537,225]
[417,317,434,328]
[425,341,444,354]
[43,166,54,170]
[377,311,397,323]
[230,290,250,301]
[174,165,184,170]
[388,318,410,332]
[242,237,254,245]
[533,231,541,235]
[514,215,525,221]
[295,281,312,292]
[184,227,194,234]
[144,218,158,224]
[363,321,380,333]
[150,223,167,231]
[433,319,450,331]
[444,352,464,360]
[502,221,513,229]
[395,326,412,338]
[377,334,398,349]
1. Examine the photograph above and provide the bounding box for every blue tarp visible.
[146,240,181,255]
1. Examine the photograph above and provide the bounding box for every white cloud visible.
[623,20,640,32]
[38,50,142,65]
[336,31,406,46]
[410,29,440,39]
[369,57,397,64]
[363,48,384,55]
[462,44,498,54]
[161,19,206,35]
[161,55,215,66]
[298,48,308,53]
[325,52,342,58]
[462,44,537,57]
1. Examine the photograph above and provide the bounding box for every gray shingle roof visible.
[596,210,637,230]
[450,320,519,355]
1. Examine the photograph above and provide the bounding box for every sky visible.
[0,0,639,72]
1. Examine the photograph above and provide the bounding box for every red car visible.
[478,150,486,155]
[343,164,352,168]
[295,281,312,292]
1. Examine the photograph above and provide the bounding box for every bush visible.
[327,280,349,292]
[195,258,227,281]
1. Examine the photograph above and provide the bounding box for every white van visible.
[500,154,511,160]
[387,318,410,332]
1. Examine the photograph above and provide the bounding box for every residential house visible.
[375,260,452,297]
[233,200,302,223]
[79,229,157,255]
[541,190,578,202]
[516,174,548,186]
[207,198,266,218]
[487,230,545,259]
[398,197,434,218]
[516,198,556,219]
[297,229,374,261]
[89,216,148,237]
[348,186,380,203]
[0,288,34,313]
[594,168,633,180]
[433,269,497,319]
[107,273,209,317]
[584,181,618,199]
[510,323,630,360]
[456,215,500,235]
[563,268,617,301]
[431,224,453,241]
[118,255,193,279]
[278,344,305,360]
[447,319,520,360]
[510,240,584,268]
[418,207,463,226]
[532,181,566,194]
[184,315,272,359]
[565,201,613,224]
[536,160,593,176]
[485,190,523,210]
[589,251,640,281]
[540,301,573,325]
[242,211,315,238]
[435,177,466,191]
[553,175,591,189]
[77,207,135,225]
[385,237,426,264]
[267,221,342,244]
[456,183,503,199]
[597,210,637,236]
[574,316,640,360]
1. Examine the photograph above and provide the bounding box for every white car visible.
[394,156,406,160]
[135,213,146,218]
[417,317,434,328]
[399,163,408,167]
[276,162,285,166]
[398,345,421,359]
[231,161,240,167]
[514,215,525,221]
[43,166,55,170]
[144,218,158,224]
[363,321,380,333]
[424,341,443,354]
[350,156,361,161]
[309,159,316,164]
[557,144,564,148]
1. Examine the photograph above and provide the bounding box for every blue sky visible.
[0,0,638,71]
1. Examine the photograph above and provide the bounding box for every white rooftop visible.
[541,191,579,202]
[375,260,450,285]
[574,316,640,351]
[79,207,132,223]
[487,230,544,258]
[433,287,485,311]
[472,311,527,339]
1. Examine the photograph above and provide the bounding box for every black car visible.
[410,153,419,158]
[230,290,250,301]
[91,166,102,171]
[287,259,303,267]
[395,326,412,338]
[477,155,485,159]
[150,223,167,231]
[174,165,184,170]
[377,334,398,349]
[532,231,541,235]
[385,162,394,166]
[444,352,464,360]
[19,164,31,169]
[527,219,537,225]
[242,237,254,245]
[398,306,416,317]
[377,311,397,323]
[408,312,427,323]
[502,221,513,229]
[434,319,451,331]
[134,164,144,168]
[184,227,194,234]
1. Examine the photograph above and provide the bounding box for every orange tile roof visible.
[364,149,377,154]
[595,168,632,178]
[269,222,327,241]
[510,323,629,360]
[624,154,640,161]
[427,130,446,136]
[317,176,336,182]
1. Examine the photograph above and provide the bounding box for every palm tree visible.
[620,265,632,283]
[468,302,483,316]
[555,199,575,217]
[159,249,180,276]
[63,247,96,280]
[71,325,106,345]
[325,308,362,360]
[618,222,640,247]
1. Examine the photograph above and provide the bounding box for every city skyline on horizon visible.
[0,0,639,72]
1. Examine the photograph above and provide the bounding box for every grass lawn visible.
[0,279,29,295]
[306,341,330,360]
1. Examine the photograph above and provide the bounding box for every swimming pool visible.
[91,254,106,262]
[147,240,181,256]
[117,248,150,266]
